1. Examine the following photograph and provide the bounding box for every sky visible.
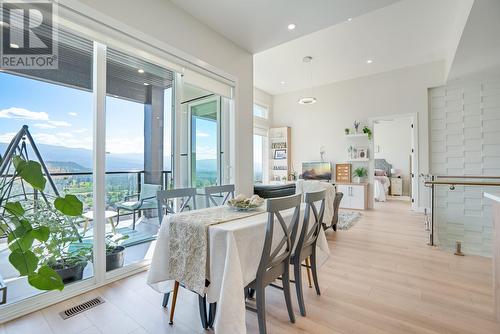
[0,72,217,162]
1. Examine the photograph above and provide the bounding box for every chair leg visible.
[255,286,267,334]
[305,257,313,288]
[282,268,296,323]
[208,302,217,328]
[248,288,255,299]
[169,281,179,325]
[333,223,337,231]
[132,210,136,230]
[162,292,170,307]
[294,261,306,317]
[117,208,120,223]
[311,251,321,296]
[197,295,208,329]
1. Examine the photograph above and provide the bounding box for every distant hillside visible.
[46,161,90,173]
[0,142,173,172]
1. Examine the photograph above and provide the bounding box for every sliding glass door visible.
[188,96,221,188]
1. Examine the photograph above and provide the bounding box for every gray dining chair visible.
[245,193,302,334]
[323,192,343,231]
[157,188,209,329]
[292,190,325,316]
[204,184,235,207]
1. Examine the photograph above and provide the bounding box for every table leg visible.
[108,217,117,234]
[305,257,313,288]
[83,218,89,235]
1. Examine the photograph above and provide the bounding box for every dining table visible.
[147,202,330,334]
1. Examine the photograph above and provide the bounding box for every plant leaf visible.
[32,226,50,242]
[8,231,35,253]
[9,250,38,275]
[4,201,25,217]
[54,194,83,216]
[14,158,46,191]
[28,265,64,291]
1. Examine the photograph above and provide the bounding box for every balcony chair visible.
[116,183,161,230]
[245,194,302,334]
[204,184,235,207]
[291,190,325,316]
[157,188,211,329]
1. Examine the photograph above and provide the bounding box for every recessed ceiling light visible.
[10,43,19,49]
[143,83,149,86]
[287,23,296,30]
[298,97,317,105]
[347,18,353,22]
[280,81,285,85]
[366,59,373,64]
[138,69,145,74]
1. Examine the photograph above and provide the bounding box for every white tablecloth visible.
[147,204,330,334]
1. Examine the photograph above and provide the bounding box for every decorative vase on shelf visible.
[354,176,361,183]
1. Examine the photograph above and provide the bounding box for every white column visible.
[92,42,107,282]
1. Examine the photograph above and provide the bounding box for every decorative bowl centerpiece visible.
[227,194,264,211]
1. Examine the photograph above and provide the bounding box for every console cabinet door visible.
[337,185,352,209]
[350,185,366,209]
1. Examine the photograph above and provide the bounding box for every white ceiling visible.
[254,0,473,95]
[448,0,500,80]
[169,0,401,53]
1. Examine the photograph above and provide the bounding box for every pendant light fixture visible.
[298,56,317,105]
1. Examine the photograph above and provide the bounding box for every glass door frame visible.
[0,9,237,323]
[187,95,222,188]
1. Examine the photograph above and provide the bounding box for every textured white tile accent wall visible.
[429,78,500,256]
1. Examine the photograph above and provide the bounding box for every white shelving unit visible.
[269,127,291,183]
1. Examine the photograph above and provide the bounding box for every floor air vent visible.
[59,297,105,319]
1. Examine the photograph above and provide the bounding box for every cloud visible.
[0,107,49,120]
[33,123,56,129]
[196,130,210,138]
[32,132,92,150]
[0,132,18,143]
[106,136,144,154]
[47,120,71,127]
[68,112,78,117]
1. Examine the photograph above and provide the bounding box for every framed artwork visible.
[302,161,332,180]
[356,147,368,159]
[274,149,287,160]
[335,163,351,183]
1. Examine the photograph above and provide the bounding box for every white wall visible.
[272,61,445,208]
[67,0,254,194]
[374,118,412,195]
[429,75,500,256]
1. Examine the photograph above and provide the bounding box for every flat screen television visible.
[301,162,332,181]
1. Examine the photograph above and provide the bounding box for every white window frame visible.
[253,103,270,184]
[0,6,238,323]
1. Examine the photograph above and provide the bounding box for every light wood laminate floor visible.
[2,200,500,334]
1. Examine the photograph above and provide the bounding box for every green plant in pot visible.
[30,205,90,284]
[344,128,350,135]
[362,126,372,140]
[105,234,128,271]
[0,155,85,291]
[353,167,368,183]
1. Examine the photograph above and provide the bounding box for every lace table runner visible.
[166,206,265,295]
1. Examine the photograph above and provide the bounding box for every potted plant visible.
[353,167,368,183]
[0,155,84,291]
[105,234,129,271]
[344,128,350,135]
[29,206,90,284]
[362,126,372,140]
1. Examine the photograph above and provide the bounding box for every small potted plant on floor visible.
[353,167,368,183]
[105,234,129,271]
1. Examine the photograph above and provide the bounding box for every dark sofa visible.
[253,183,296,199]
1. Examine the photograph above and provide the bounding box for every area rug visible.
[337,211,362,230]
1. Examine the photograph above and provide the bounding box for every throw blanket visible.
[167,206,265,295]
[295,179,335,225]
